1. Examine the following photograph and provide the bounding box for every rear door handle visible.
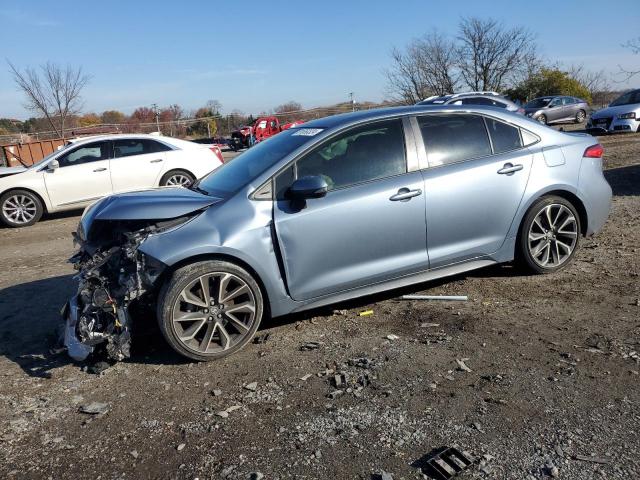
[497,163,523,175]
[93,167,107,172]
[390,187,422,201]
[150,159,163,163]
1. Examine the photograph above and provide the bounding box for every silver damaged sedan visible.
[64,105,612,361]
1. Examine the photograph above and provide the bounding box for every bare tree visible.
[274,101,302,113]
[8,61,90,137]
[567,64,610,101]
[457,17,537,92]
[384,32,458,104]
[618,37,640,81]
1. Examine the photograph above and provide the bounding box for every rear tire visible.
[536,114,547,125]
[157,260,263,361]
[517,196,581,274]
[160,169,195,187]
[0,189,44,228]
[575,110,586,124]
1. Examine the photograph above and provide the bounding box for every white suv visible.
[0,134,223,227]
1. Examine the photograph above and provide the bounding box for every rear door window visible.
[113,139,171,158]
[295,119,407,190]
[417,114,491,167]
[485,118,523,154]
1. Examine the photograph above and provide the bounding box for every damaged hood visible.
[80,187,222,238]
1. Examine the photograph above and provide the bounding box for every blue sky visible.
[1,0,638,119]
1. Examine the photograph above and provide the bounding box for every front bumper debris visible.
[62,222,167,363]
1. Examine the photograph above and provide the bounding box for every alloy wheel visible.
[166,174,192,187]
[576,110,586,122]
[2,194,37,225]
[527,203,578,268]
[171,272,257,355]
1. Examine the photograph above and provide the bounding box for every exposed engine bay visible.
[62,217,187,362]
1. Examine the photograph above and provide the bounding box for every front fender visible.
[137,200,293,316]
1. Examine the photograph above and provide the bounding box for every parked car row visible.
[0,134,223,227]
[418,89,640,134]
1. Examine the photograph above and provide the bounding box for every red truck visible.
[231,116,304,150]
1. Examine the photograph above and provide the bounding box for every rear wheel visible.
[575,109,586,123]
[0,189,43,227]
[160,169,195,187]
[157,260,263,361]
[517,196,581,274]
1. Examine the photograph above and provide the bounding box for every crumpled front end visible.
[62,220,174,362]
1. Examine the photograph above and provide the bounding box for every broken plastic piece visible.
[359,310,374,317]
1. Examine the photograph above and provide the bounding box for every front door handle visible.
[497,163,523,175]
[93,167,107,172]
[150,159,163,163]
[390,187,422,202]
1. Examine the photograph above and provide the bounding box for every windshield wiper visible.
[189,180,210,196]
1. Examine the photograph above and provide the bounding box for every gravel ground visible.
[0,131,638,480]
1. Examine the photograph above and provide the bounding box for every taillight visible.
[583,144,604,158]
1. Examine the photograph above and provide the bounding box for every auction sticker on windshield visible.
[292,128,324,136]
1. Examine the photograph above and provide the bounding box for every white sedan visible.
[0,134,224,227]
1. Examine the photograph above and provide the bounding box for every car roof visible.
[297,104,522,130]
[66,133,199,150]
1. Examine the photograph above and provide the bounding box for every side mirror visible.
[288,175,328,200]
[48,159,60,171]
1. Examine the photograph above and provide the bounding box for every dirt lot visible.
[0,132,638,480]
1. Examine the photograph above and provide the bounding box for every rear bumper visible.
[578,158,612,236]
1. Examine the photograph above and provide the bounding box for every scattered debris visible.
[421,322,441,328]
[386,334,399,341]
[402,295,468,301]
[359,310,374,317]
[327,390,344,400]
[79,402,109,415]
[455,359,472,373]
[413,446,475,480]
[87,361,112,375]
[573,454,611,465]
[211,389,223,397]
[216,410,229,418]
[300,374,313,381]
[176,443,186,451]
[130,450,139,459]
[253,333,270,344]
[300,341,322,351]
[244,382,258,392]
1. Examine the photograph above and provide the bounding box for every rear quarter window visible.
[485,118,523,154]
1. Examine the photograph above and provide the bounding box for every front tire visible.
[517,196,581,274]
[575,110,586,123]
[0,189,44,227]
[160,169,195,187]
[157,260,263,361]
[536,114,547,125]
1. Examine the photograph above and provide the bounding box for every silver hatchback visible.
[64,105,612,362]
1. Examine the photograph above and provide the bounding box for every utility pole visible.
[152,103,160,133]
[349,92,355,112]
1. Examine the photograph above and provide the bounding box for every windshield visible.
[195,128,320,197]
[27,143,73,169]
[610,90,640,107]
[525,98,552,108]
